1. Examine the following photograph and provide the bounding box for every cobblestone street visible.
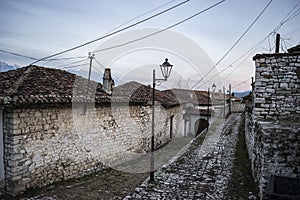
[123,113,256,199]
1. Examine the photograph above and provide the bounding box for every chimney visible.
[103,68,114,94]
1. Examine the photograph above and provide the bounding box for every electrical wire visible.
[94,0,179,41]
[43,56,87,61]
[26,0,179,67]
[55,58,88,69]
[0,48,87,63]
[57,63,88,70]
[0,49,40,61]
[191,0,273,90]
[232,77,252,89]
[92,0,225,53]
[221,0,300,81]
[94,58,124,84]
[29,0,190,65]
[190,33,268,89]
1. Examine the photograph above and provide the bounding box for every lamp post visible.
[207,87,210,131]
[212,83,216,93]
[149,58,173,183]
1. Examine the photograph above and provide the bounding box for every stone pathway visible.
[122,113,242,199]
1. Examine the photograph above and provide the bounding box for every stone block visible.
[255,98,266,103]
[266,88,275,93]
[255,87,266,93]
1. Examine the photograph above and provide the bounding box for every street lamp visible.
[212,83,216,93]
[150,58,173,182]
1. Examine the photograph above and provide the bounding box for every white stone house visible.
[0,65,182,195]
[162,89,212,136]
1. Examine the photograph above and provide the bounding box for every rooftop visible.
[0,65,213,108]
[253,44,300,59]
[0,66,179,107]
[0,65,109,107]
[162,88,209,105]
[113,81,179,107]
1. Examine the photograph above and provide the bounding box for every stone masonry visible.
[245,51,300,198]
[253,54,300,120]
[2,104,182,195]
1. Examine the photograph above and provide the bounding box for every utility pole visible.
[251,77,254,92]
[207,88,210,131]
[87,52,95,97]
[275,33,280,53]
[84,52,94,113]
[229,84,232,115]
[223,86,226,118]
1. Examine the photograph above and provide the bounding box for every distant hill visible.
[0,61,21,72]
[233,90,251,98]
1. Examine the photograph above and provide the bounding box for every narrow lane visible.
[124,113,242,199]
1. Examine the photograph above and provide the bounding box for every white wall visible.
[0,109,4,186]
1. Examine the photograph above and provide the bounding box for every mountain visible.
[233,90,251,98]
[0,61,21,72]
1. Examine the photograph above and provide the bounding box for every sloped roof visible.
[162,88,209,105]
[0,66,179,108]
[113,81,179,107]
[288,44,300,53]
[0,65,110,107]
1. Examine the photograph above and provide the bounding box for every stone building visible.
[162,89,212,136]
[0,65,184,195]
[245,45,300,198]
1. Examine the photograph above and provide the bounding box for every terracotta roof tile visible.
[162,88,209,105]
[0,65,109,107]
[288,44,300,53]
[113,81,179,107]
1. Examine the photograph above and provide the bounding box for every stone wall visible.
[257,121,300,196]
[3,103,182,195]
[231,102,245,113]
[245,53,300,198]
[244,102,254,161]
[253,54,300,120]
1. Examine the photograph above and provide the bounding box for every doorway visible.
[170,115,174,139]
[194,118,209,136]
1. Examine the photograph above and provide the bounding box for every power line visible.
[1,1,179,67]
[222,39,266,81]
[29,0,190,65]
[232,78,252,89]
[196,38,265,89]
[58,63,88,70]
[56,58,88,69]
[94,58,124,84]
[89,0,225,87]
[95,0,179,40]
[222,0,300,81]
[92,0,226,53]
[264,0,300,52]
[0,49,40,61]
[191,0,273,90]
[25,0,178,67]
[43,56,86,61]
[0,48,87,63]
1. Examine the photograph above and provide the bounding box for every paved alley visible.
[123,113,243,199]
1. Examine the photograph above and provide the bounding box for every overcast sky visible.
[0,0,300,92]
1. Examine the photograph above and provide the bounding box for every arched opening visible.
[194,118,209,136]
